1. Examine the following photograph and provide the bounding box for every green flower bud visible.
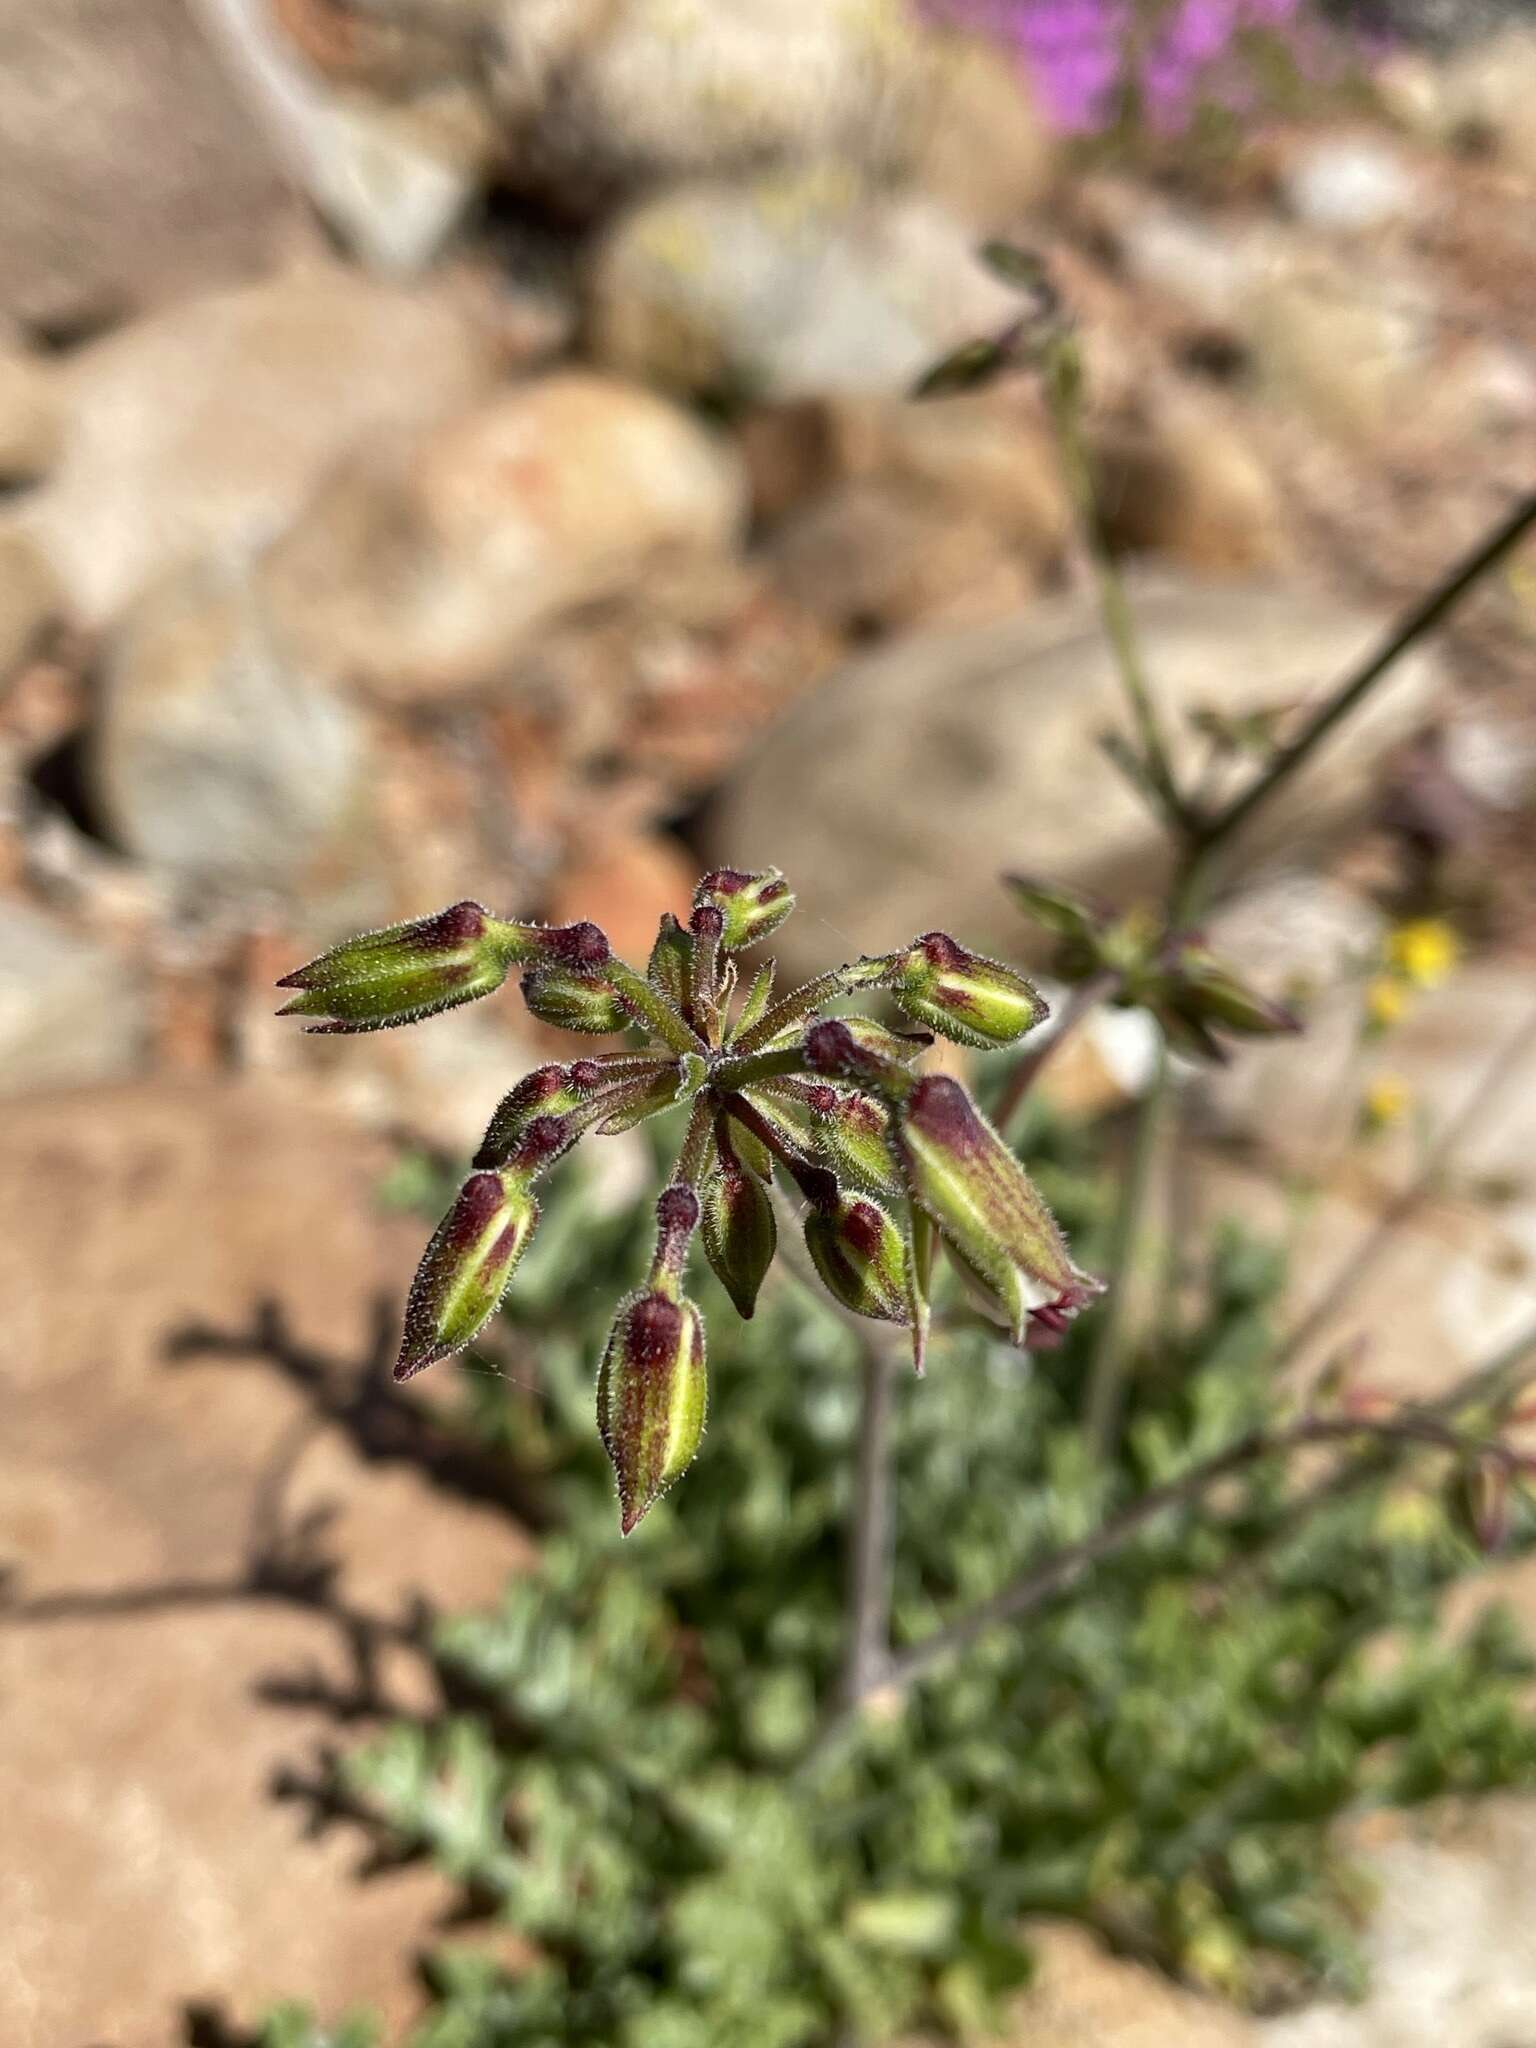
[804,1191,910,1326]
[894,1075,1098,1346]
[832,1015,933,1065]
[277,901,531,1033]
[521,970,631,1035]
[395,1170,539,1380]
[597,1290,709,1534]
[474,1063,587,1168]
[726,1113,776,1184]
[694,868,796,952]
[891,933,1047,1050]
[648,912,693,1011]
[1171,944,1302,1042]
[802,1083,903,1202]
[701,1164,777,1319]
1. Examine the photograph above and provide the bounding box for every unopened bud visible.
[832,1015,933,1064]
[804,1192,910,1326]
[1172,945,1302,1042]
[807,1085,904,1202]
[702,1164,777,1319]
[598,1290,709,1534]
[804,1018,913,1095]
[474,1064,583,1168]
[395,1170,539,1380]
[894,1075,1098,1345]
[891,933,1047,1050]
[648,912,693,1011]
[277,901,528,1033]
[694,868,796,952]
[521,969,631,1035]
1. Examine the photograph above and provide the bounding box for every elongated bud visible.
[702,1164,777,1319]
[891,933,1047,1050]
[894,1075,1099,1345]
[726,1112,776,1184]
[804,1083,904,1202]
[595,1063,696,1135]
[694,867,796,952]
[689,903,724,1027]
[648,913,693,1011]
[395,1170,539,1380]
[1171,944,1302,1042]
[474,1063,584,1168]
[832,1015,933,1065]
[804,1191,910,1326]
[649,1182,701,1295]
[803,1018,914,1096]
[277,901,531,1033]
[598,1290,708,1534]
[521,969,631,1035]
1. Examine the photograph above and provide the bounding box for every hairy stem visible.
[601,958,705,1056]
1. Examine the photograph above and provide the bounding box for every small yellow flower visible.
[1387,918,1460,991]
[1361,1075,1413,1133]
[1365,976,1409,1032]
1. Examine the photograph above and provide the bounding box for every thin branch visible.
[1199,486,1536,854]
[1276,993,1536,1374]
[840,1336,898,1707]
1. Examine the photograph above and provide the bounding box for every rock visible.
[0,527,65,681]
[0,346,61,484]
[488,0,920,207]
[910,30,1054,229]
[586,170,1024,400]
[765,479,1035,636]
[1244,253,1436,446]
[1437,28,1536,177]
[0,902,146,1092]
[0,0,300,333]
[91,554,374,898]
[193,0,496,272]
[547,829,699,967]
[1278,134,1421,235]
[1023,1922,1255,2047]
[1091,384,1290,573]
[23,265,502,626]
[0,1080,530,2042]
[259,372,746,702]
[704,577,1441,977]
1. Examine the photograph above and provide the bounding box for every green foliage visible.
[266,1098,1536,2048]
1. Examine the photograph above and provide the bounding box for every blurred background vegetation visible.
[3,0,1536,2043]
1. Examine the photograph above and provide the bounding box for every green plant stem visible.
[1044,343,1192,837]
[1083,1030,1169,1460]
[602,958,705,1056]
[713,1044,814,1093]
[841,1335,897,1708]
[1196,485,1536,857]
[732,960,893,1057]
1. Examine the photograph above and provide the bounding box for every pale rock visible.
[0,0,299,331]
[1245,252,1436,445]
[193,0,495,271]
[1435,28,1536,182]
[1279,135,1421,236]
[705,577,1441,978]
[23,266,501,625]
[0,347,62,485]
[258,372,746,702]
[91,553,373,896]
[765,479,1035,636]
[0,901,146,1092]
[488,0,921,204]
[586,170,1024,400]
[1092,383,1290,573]
[910,31,1054,229]
[0,527,65,681]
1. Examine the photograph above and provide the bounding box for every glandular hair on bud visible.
[804,1193,910,1326]
[474,1064,578,1168]
[521,969,631,1035]
[701,1163,777,1319]
[597,1291,708,1535]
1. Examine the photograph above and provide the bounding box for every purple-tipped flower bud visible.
[804,1192,910,1326]
[832,1015,933,1064]
[804,1018,913,1094]
[702,1164,777,1319]
[806,1085,904,1202]
[894,1075,1099,1346]
[694,868,796,953]
[597,1290,708,1535]
[521,970,631,1035]
[277,901,529,1033]
[474,1064,584,1168]
[395,1170,539,1381]
[891,933,1047,1050]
